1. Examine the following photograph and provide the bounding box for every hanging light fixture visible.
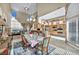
[24,7,30,22]
[24,7,28,14]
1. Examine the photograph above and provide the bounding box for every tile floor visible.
[11,35,79,55]
[50,37,79,55]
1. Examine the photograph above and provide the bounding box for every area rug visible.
[48,44,56,54]
[36,44,56,55]
[11,41,56,55]
[13,41,23,48]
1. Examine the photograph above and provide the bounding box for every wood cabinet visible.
[49,17,66,37]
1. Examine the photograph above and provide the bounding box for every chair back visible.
[42,37,50,54]
[39,33,43,36]
[43,37,50,48]
[24,32,32,40]
[36,36,50,54]
[32,32,38,40]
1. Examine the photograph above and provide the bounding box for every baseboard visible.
[51,35,65,41]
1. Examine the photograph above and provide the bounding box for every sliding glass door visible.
[68,18,76,44]
[67,17,79,46]
[78,18,79,44]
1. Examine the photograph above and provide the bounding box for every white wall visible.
[0,8,2,16]
[66,3,79,19]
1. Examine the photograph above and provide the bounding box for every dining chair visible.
[21,33,30,48]
[38,33,43,37]
[32,32,38,40]
[1,48,9,55]
[37,37,50,55]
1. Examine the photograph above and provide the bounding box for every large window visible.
[78,18,79,44]
[67,4,79,46]
[67,17,79,46]
[68,18,76,44]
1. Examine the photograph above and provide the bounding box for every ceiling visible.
[11,3,31,12]
[38,3,66,17]
[0,3,67,25]
[39,7,65,20]
[11,3,37,15]
[11,3,66,17]
[9,3,67,23]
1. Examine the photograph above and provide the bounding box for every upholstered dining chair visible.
[32,32,38,40]
[37,37,50,55]
[21,33,30,48]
